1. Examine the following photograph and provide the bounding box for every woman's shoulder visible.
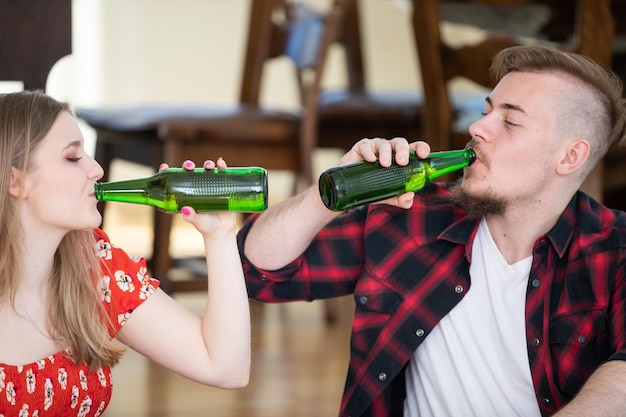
[92,228,160,332]
[92,228,148,271]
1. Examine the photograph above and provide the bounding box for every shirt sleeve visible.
[94,228,161,336]
[237,207,369,302]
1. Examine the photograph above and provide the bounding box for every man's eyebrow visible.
[485,96,527,115]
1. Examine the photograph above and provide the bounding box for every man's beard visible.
[449,180,506,221]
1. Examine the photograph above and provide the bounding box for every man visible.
[238,44,626,416]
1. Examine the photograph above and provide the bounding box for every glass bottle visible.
[94,166,268,213]
[318,148,476,211]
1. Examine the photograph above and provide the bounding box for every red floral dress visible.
[0,229,160,416]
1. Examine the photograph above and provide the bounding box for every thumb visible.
[396,192,415,209]
[181,206,196,219]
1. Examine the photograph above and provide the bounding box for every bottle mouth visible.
[94,183,103,200]
[465,148,476,165]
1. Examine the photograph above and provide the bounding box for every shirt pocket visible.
[351,273,403,358]
[548,307,610,397]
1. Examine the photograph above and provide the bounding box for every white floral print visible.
[70,385,79,409]
[58,368,68,390]
[79,370,88,391]
[100,275,112,303]
[44,378,54,410]
[1,229,159,415]
[114,270,135,293]
[77,396,92,417]
[5,381,16,405]
[26,369,35,394]
[95,239,112,260]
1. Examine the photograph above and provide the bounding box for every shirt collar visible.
[437,193,583,261]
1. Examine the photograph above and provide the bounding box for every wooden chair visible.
[0,0,72,91]
[78,0,348,293]
[411,0,618,202]
[316,0,424,152]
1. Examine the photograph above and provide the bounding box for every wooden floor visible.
[100,155,353,417]
[105,298,353,417]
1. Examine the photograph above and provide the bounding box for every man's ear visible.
[556,139,590,176]
[9,166,24,198]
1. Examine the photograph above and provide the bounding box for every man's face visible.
[455,71,572,218]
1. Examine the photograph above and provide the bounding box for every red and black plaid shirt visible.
[238,182,626,417]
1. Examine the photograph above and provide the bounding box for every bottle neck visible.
[424,148,476,181]
[94,176,153,201]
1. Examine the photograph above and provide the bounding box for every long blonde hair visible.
[0,90,124,370]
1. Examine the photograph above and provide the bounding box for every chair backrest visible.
[330,0,366,93]
[239,0,350,107]
[238,0,350,183]
[411,0,615,152]
[0,0,72,91]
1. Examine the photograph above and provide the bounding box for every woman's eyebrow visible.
[62,140,83,150]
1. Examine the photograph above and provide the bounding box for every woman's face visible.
[16,111,104,234]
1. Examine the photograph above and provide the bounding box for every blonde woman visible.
[0,90,250,416]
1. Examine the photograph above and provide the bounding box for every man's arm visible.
[243,137,430,271]
[552,360,626,416]
[244,185,339,270]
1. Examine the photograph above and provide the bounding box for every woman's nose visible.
[89,156,105,181]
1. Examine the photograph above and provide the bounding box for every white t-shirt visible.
[404,218,541,417]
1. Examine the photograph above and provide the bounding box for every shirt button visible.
[578,335,587,344]
[541,397,551,406]
[378,373,387,381]
[416,329,425,337]
[455,285,464,294]
[531,279,541,288]
[358,296,368,305]
[531,338,541,346]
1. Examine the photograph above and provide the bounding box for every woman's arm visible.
[117,158,251,389]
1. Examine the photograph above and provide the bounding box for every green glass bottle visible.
[318,148,476,211]
[94,166,268,213]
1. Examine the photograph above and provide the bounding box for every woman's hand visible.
[158,158,238,236]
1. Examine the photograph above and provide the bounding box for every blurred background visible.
[2,0,626,416]
[1,1,419,415]
[1,0,421,259]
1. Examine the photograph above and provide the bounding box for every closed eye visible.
[67,157,82,162]
[480,112,518,127]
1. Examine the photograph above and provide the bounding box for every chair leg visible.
[150,210,174,292]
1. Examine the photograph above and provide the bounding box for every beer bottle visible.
[94,166,268,213]
[318,148,475,211]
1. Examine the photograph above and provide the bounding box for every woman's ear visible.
[556,139,590,176]
[9,166,24,198]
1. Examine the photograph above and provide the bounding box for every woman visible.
[0,90,251,416]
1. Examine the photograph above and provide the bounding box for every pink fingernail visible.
[184,161,193,169]
[181,207,191,215]
[159,163,167,171]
